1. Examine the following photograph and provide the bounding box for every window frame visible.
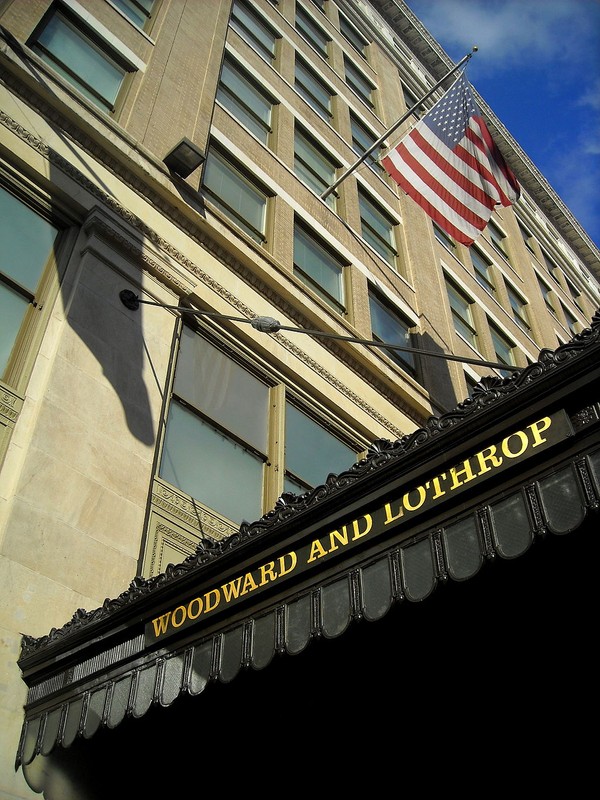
[358,188,398,268]
[368,287,416,374]
[344,55,375,108]
[295,55,334,120]
[296,2,330,59]
[293,221,346,313]
[28,6,134,113]
[0,177,76,391]
[470,246,496,295]
[350,113,385,174]
[489,321,517,376]
[294,124,340,206]
[230,0,280,63]
[507,285,531,333]
[202,146,270,243]
[446,278,477,348]
[217,54,276,145]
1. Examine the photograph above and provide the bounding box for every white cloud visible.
[407,0,600,77]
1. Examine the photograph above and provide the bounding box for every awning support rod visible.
[119,290,517,372]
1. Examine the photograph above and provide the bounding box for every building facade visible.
[1,1,599,797]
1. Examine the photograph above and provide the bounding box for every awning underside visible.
[17,451,600,770]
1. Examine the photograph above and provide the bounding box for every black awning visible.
[17,449,600,774]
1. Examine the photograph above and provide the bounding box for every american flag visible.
[381,72,520,246]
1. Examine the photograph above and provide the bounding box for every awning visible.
[15,311,600,792]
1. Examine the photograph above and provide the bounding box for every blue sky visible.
[403,0,600,250]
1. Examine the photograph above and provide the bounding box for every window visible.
[518,221,535,253]
[344,56,374,108]
[202,148,269,243]
[433,222,456,252]
[217,56,276,144]
[369,288,415,373]
[507,286,531,333]
[537,276,556,316]
[542,249,561,283]
[359,190,398,267]
[340,14,369,56]
[487,220,508,258]
[160,328,270,524]
[295,57,333,120]
[111,0,155,29]
[446,279,477,347]
[1,185,61,382]
[230,0,279,63]
[402,83,419,116]
[489,322,517,376]
[294,222,346,312]
[470,247,495,295]
[566,278,584,311]
[563,306,580,336]
[160,326,359,524]
[284,403,356,494]
[296,3,330,58]
[294,125,339,207]
[350,113,384,173]
[29,7,131,113]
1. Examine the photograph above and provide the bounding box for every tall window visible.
[350,113,384,173]
[202,148,269,243]
[29,8,131,112]
[489,322,517,376]
[1,186,61,382]
[294,222,346,312]
[294,125,339,207]
[518,221,535,253]
[369,288,415,373]
[111,0,155,29]
[470,247,495,295]
[359,189,398,268]
[446,279,477,348]
[537,276,557,317]
[433,222,456,252]
[487,220,509,259]
[160,328,270,524]
[344,56,375,108]
[507,286,531,333]
[340,14,369,56]
[217,56,276,144]
[230,0,279,63]
[563,306,580,336]
[295,57,333,120]
[284,403,356,494]
[296,3,330,58]
[566,278,584,312]
[160,327,359,524]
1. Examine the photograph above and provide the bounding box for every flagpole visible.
[320,47,478,201]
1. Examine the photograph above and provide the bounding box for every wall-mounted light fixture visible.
[163,138,205,178]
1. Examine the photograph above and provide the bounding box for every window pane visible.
[230,0,277,62]
[294,128,337,204]
[295,59,332,119]
[0,187,58,290]
[296,5,329,57]
[285,403,355,489]
[218,58,273,143]
[0,284,29,376]
[345,57,373,106]
[470,247,495,294]
[34,13,125,109]
[203,152,267,241]
[160,402,264,524]
[294,225,344,308]
[359,192,396,265]
[447,282,477,346]
[369,292,414,370]
[111,0,154,27]
[174,327,269,453]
